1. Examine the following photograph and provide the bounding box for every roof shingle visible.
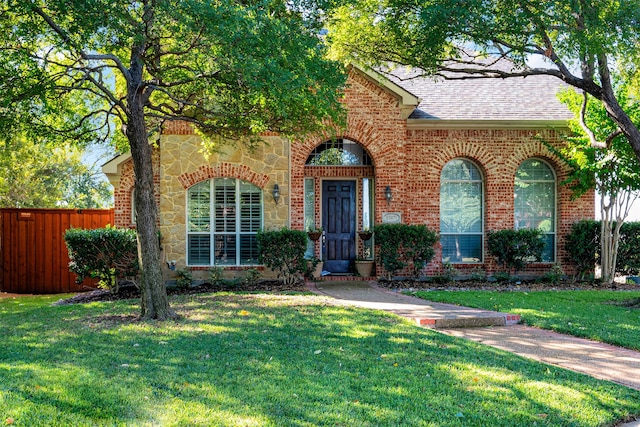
[385,61,574,121]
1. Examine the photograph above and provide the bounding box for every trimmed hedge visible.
[64,226,139,293]
[614,222,640,275]
[487,228,544,274]
[564,220,600,280]
[565,220,640,278]
[256,228,308,285]
[374,223,438,278]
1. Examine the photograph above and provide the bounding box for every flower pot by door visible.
[355,260,374,277]
[313,261,324,278]
[307,231,322,241]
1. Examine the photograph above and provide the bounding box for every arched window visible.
[440,159,483,263]
[515,159,556,262]
[306,138,372,165]
[187,178,262,266]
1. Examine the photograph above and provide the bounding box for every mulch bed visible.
[376,278,640,292]
[53,279,308,305]
[51,277,640,306]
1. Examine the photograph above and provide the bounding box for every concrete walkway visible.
[309,280,521,328]
[308,280,640,426]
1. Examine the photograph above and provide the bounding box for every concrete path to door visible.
[308,280,640,426]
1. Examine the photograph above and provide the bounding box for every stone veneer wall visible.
[160,134,290,277]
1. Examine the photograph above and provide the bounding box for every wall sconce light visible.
[273,183,280,205]
[385,185,392,205]
[167,260,176,271]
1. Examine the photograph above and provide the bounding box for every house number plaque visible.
[381,212,402,224]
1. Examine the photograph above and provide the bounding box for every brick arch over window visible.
[119,160,136,198]
[178,163,270,189]
[430,142,494,177]
[507,140,569,178]
[115,160,136,226]
[291,118,392,167]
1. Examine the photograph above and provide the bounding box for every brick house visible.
[103,65,593,280]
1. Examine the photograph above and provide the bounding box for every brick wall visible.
[290,68,594,277]
[112,67,594,278]
[112,149,161,228]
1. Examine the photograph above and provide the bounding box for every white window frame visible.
[186,178,263,266]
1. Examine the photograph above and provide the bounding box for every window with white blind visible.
[515,159,556,262]
[440,159,484,263]
[187,178,262,266]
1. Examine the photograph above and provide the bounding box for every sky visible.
[594,193,640,221]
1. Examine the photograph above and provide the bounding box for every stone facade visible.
[104,66,594,280]
[161,134,289,278]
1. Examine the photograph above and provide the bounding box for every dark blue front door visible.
[322,180,356,273]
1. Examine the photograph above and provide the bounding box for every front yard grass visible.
[412,290,640,351]
[2,292,640,426]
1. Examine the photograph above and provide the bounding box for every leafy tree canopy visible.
[0,135,112,208]
[557,83,640,199]
[1,0,346,148]
[554,80,640,285]
[0,0,347,319]
[327,0,640,161]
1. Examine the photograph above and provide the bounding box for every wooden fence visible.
[0,208,115,294]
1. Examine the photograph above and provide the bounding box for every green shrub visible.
[64,226,139,293]
[469,267,487,282]
[564,220,640,278]
[540,263,566,285]
[257,228,307,285]
[374,224,438,278]
[492,271,512,283]
[487,228,545,274]
[208,266,224,286]
[618,222,640,275]
[430,275,449,284]
[441,261,459,283]
[243,268,261,284]
[175,268,193,288]
[304,257,321,278]
[564,220,600,280]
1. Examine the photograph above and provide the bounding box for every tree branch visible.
[81,53,131,81]
[579,91,605,148]
[27,3,128,109]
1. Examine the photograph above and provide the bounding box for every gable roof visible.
[352,66,421,119]
[102,152,131,186]
[368,56,574,128]
[391,68,572,120]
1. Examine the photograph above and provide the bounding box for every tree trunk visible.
[125,44,177,320]
[599,189,625,287]
[127,114,176,320]
[600,195,615,285]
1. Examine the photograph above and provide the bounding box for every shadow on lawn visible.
[1,294,639,426]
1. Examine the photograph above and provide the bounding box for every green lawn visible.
[412,290,640,351]
[2,292,640,427]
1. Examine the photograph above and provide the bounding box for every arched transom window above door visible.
[306,138,372,166]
